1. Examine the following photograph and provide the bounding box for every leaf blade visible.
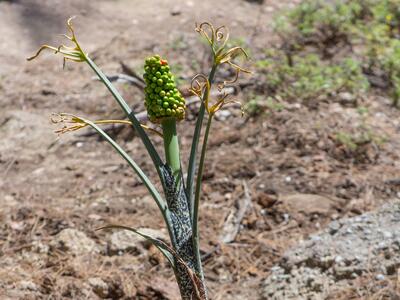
[80,118,171,224]
[97,225,176,269]
[85,57,164,175]
[186,64,217,218]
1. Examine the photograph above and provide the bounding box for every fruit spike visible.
[143,55,186,123]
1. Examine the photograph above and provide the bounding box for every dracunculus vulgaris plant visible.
[28,18,250,300]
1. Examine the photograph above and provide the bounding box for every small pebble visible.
[170,7,181,16]
[329,221,340,235]
[375,274,385,281]
[215,109,231,121]
[283,213,290,223]
[378,241,387,249]
[383,231,393,239]
[311,236,322,242]
[345,228,353,234]
[335,256,343,264]
[363,228,371,235]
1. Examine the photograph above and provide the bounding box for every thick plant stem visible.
[161,118,181,179]
[161,118,201,299]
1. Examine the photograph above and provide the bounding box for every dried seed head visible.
[27,17,87,68]
[195,22,251,89]
[51,113,87,135]
[143,55,186,123]
[189,74,244,117]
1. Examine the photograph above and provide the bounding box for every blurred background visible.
[1,0,400,299]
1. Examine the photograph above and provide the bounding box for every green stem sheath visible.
[187,63,217,217]
[192,115,213,282]
[161,118,181,180]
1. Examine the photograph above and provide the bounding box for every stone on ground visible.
[263,201,400,299]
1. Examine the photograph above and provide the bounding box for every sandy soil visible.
[0,0,399,299]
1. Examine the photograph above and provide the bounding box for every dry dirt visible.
[0,0,400,299]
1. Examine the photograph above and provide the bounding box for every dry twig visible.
[219,181,252,244]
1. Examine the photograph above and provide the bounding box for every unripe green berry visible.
[144,55,186,122]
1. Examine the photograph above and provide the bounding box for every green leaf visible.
[78,117,172,227]
[191,115,213,278]
[85,57,165,179]
[97,225,207,299]
[97,225,176,269]
[186,64,217,217]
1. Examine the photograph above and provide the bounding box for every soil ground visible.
[0,0,399,299]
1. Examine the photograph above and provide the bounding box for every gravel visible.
[262,201,400,299]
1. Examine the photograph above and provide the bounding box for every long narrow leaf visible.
[97,225,206,299]
[97,225,176,269]
[192,116,213,279]
[186,64,217,218]
[84,57,164,175]
[80,118,170,224]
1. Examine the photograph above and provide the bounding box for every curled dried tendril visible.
[211,92,244,117]
[27,17,87,68]
[195,22,250,89]
[195,22,230,56]
[189,74,244,117]
[219,47,250,77]
[51,113,163,137]
[189,74,210,98]
[51,113,86,134]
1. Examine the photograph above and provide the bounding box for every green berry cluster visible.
[143,55,186,123]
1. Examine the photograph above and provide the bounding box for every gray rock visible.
[17,280,39,291]
[328,220,340,235]
[279,194,345,217]
[215,109,232,121]
[338,92,357,106]
[51,228,98,255]
[262,201,400,299]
